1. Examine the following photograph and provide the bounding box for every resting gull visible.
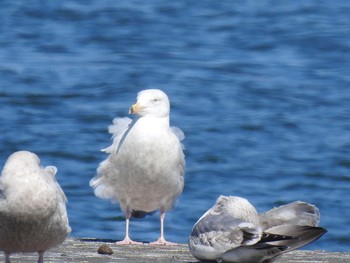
[188,195,326,263]
[0,151,71,263]
[90,89,185,245]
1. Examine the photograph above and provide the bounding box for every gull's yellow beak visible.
[129,103,145,114]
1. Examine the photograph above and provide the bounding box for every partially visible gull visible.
[90,89,185,245]
[0,151,71,263]
[189,195,326,263]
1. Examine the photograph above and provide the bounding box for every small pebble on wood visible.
[97,244,114,255]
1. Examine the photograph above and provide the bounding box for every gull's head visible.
[129,89,170,118]
[2,151,41,176]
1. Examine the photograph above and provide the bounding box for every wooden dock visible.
[0,238,349,262]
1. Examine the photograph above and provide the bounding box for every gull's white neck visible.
[135,115,170,126]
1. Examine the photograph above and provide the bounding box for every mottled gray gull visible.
[0,151,71,263]
[188,195,326,263]
[90,89,185,245]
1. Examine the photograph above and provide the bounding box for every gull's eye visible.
[153,98,161,103]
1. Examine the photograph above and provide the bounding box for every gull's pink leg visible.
[116,207,143,245]
[150,208,178,246]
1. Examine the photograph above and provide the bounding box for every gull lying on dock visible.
[0,151,71,263]
[189,195,326,263]
[90,89,185,245]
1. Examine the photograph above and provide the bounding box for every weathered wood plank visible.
[0,238,349,263]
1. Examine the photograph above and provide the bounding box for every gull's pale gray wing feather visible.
[44,166,57,177]
[189,214,261,261]
[171,126,185,150]
[259,201,320,230]
[101,117,133,153]
[171,126,185,141]
[43,165,67,204]
[90,117,133,200]
[42,165,71,234]
[192,214,261,245]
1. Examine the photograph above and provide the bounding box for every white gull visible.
[0,151,71,263]
[90,89,185,245]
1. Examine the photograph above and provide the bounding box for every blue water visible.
[1,0,349,252]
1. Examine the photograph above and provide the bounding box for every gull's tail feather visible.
[263,225,327,253]
[221,225,326,263]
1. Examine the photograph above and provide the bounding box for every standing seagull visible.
[189,196,326,263]
[0,151,71,263]
[90,89,185,245]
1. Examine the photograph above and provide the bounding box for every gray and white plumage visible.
[0,151,71,263]
[189,196,326,263]
[90,89,185,245]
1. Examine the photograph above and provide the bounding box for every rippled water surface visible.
[1,0,349,252]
